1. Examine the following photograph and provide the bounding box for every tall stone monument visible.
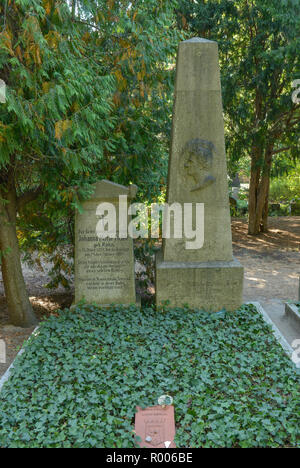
[74,180,138,306]
[156,38,243,311]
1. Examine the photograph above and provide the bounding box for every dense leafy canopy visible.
[178,0,300,167]
[0,0,179,197]
[0,304,299,448]
[0,0,115,190]
[0,0,181,321]
[270,162,300,202]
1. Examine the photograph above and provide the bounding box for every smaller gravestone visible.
[230,195,238,206]
[232,174,241,198]
[232,174,241,188]
[290,202,300,216]
[135,405,176,448]
[74,180,138,306]
[269,203,280,214]
[0,339,6,364]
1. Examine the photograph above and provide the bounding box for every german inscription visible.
[74,180,137,306]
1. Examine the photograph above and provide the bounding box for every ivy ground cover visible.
[0,304,299,448]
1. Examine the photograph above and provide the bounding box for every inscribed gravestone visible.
[156,38,243,311]
[74,180,138,306]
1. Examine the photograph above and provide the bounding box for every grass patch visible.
[0,304,299,448]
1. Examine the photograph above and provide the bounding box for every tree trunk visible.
[0,184,37,327]
[261,173,270,233]
[248,149,261,235]
[72,0,76,20]
[248,147,273,235]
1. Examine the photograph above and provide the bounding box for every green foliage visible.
[134,238,159,303]
[0,0,116,176]
[0,0,116,294]
[0,0,181,291]
[0,303,299,448]
[231,199,248,218]
[133,191,165,302]
[268,203,290,217]
[269,164,300,202]
[177,0,300,166]
[71,0,181,200]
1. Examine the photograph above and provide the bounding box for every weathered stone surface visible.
[156,252,243,311]
[232,174,241,188]
[156,38,243,311]
[74,180,138,306]
[0,339,5,364]
[135,405,176,448]
[285,302,300,328]
[164,38,232,263]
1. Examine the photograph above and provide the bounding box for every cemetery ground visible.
[0,216,299,447]
[0,304,299,448]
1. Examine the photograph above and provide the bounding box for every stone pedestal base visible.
[155,250,244,311]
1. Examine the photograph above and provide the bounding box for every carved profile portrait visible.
[182,138,216,192]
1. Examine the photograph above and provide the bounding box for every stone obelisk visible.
[156,38,243,311]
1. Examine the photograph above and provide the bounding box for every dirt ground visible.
[1,216,300,379]
[232,216,300,254]
[232,217,300,303]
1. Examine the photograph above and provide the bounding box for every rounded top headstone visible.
[90,180,138,200]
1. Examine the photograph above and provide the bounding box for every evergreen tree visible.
[0,0,179,326]
[0,0,116,325]
[177,0,300,234]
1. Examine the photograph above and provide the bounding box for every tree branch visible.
[17,186,43,213]
[271,147,291,155]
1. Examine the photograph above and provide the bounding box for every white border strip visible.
[0,326,39,393]
[248,302,300,369]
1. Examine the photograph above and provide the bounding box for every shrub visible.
[269,166,300,203]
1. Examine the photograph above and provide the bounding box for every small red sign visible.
[135,405,176,448]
